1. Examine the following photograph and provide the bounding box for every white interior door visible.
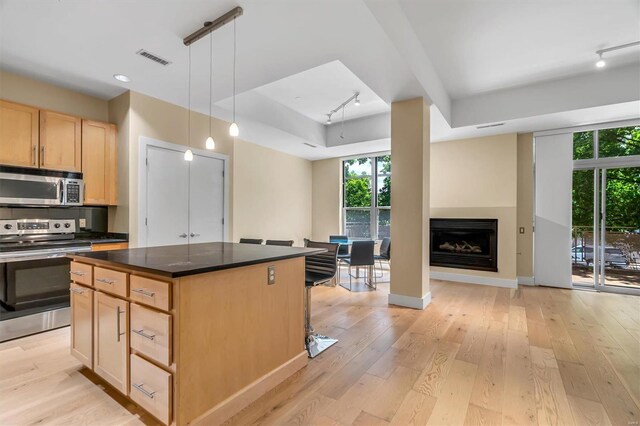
[146,146,189,247]
[189,154,225,243]
[534,132,573,288]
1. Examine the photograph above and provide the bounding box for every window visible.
[343,154,391,240]
[573,126,640,160]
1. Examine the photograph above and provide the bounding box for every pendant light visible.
[228,17,239,137]
[184,45,194,161]
[205,31,216,150]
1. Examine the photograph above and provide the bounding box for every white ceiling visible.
[0,0,639,160]
[399,0,640,99]
[255,61,388,123]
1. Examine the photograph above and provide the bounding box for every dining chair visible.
[239,238,263,244]
[374,237,391,278]
[265,239,294,246]
[343,240,376,291]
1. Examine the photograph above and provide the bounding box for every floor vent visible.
[136,49,172,66]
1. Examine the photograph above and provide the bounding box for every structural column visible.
[389,97,431,309]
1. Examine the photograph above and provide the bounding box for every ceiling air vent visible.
[136,49,172,66]
[476,122,505,129]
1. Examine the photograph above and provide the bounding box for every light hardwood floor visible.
[1,269,638,426]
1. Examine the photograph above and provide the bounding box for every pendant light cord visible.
[232,17,236,123]
[188,45,192,149]
[209,32,213,135]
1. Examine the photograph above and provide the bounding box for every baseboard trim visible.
[430,271,517,289]
[190,351,308,425]
[518,276,535,286]
[388,292,432,310]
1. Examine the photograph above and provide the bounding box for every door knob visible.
[190,233,200,238]
[179,233,188,238]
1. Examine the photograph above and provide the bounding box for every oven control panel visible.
[0,219,76,236]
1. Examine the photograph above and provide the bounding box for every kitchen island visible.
[68,242,322,425]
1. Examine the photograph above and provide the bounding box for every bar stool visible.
[304,241,339,358]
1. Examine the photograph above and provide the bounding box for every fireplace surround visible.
[430,218,498,272]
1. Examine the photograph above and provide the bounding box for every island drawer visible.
[69,261,93,286]
[129,276,171,311]
[94,267,128,297]
[131,303,172,366]
[130,354,172,425]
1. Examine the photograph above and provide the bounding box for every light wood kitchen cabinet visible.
[39,110,81,172]
[0,100,39,167]
[94,291,129,394]
[70,284,94,369]
[82,120,117,205]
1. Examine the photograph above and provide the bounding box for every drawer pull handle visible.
[69,288,85,294]
[132,329,156,340]
[131,288,155,298]
[96,278,115,285]
[70,271,86,276]
[133,383,156,399]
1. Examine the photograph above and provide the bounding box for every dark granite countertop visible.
[69,242,324,278]
[74,232,129,245]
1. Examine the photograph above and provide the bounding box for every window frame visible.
[342,153,391,241]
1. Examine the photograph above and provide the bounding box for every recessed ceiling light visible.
[113,74,131,83]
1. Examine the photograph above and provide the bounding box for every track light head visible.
[354,96,361,106]
[596,53,606,68]
[326,114,332,125]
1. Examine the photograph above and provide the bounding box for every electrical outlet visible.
[519,227,525,234]
[267,266,276,285]
[79,218,87,228]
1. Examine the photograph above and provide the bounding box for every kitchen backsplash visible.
[0,206,108,232]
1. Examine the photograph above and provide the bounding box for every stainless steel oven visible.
[0,166,83,206]
[0,219,91,342]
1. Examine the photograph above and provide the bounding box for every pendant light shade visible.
[184,149,194,161]
[206,136,215,150]
[229,122,239,137]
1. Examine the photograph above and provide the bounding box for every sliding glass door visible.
[571,126,640,293]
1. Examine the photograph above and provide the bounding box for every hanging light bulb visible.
[229,122,239,137]
[206,136,215,150]
[184,149,194,161]
[229,17,239,137]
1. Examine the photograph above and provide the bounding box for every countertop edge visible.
[68,249,322,279]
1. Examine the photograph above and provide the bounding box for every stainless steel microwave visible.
[0,166,83,206]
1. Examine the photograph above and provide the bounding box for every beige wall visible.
[517,133,534,278]
[233,139,312,246]
[430,133,518,281]
[107,92,130,233]
[116,91,312,246]
[311,158,342,241]
[0,70,109,122]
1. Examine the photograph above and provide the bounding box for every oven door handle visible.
[0,247,92,263]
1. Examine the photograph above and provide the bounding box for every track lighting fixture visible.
[595,41,639,69]
[325,91,360,126]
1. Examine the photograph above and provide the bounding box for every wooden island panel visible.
[176,257,307,425]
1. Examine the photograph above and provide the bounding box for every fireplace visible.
[430,219,498,272]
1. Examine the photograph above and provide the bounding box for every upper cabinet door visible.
[40,110,81,172]
[82,120,118,205]
[0,100,39,168]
